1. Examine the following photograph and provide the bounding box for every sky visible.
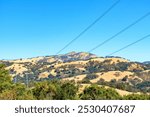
[0,0,150,62]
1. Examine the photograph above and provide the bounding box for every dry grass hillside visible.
[1,52,150,94]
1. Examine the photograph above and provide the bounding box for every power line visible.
[88,12,150,53]
[14,76,17,83]
[56,0,120,54]
[106,34,150,56]
[25,73,29,88]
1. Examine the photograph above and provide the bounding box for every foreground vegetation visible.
[0,64,150,100]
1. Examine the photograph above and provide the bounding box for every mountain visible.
[54,51,97,62]
[143,61,150,65]
[1,52,150,94]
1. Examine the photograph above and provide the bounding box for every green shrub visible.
[79,84,121,100]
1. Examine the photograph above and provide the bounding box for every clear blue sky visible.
[0,0,150,62]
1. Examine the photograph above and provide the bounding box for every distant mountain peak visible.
[66,51,77,55]
[143,61,150,65]
[56,51,97,62]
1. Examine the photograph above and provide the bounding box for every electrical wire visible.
[106,34,150,56]
[88,12,150,53]
[56,0,121,54]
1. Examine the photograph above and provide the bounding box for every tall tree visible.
[0,64,12,93]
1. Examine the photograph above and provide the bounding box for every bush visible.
[123,94,150,100]
[85,73,98,80]
[79,84,121,100]
[32,80,59,100]
[0,64,11,83]
[56,80,78,100]
[80,78,91,84]
[0,83,34,100]
[32,80,78,100]
[0,64,12,93]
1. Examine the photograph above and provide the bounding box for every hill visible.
[1,52,150,94]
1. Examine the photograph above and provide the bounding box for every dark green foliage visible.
[54,65,83,78]
[80,78,91,84]
[0,63,150,100]
[136,81,150,93]
[32,80,59,100]
[0,64,34,100]
[145,63,150,69]
[136,81,150,88]
[0,84,34,100]
[129,78,141,85]
[0,64,12,93]
[48,74,55,79]
[135,71,150,81]
[85,73,98,80]
[85,61,100,73]
[32,80,78,100]
[97,79,139,93]
[0,82,13,93]
[0,61,14,67]
[123,94,150,100]
[79,85,121,100]
[56,80,78,100]
[84,61,146,73]
[115,62,129,71]
[0,64,11,83]
[97,78,107,85]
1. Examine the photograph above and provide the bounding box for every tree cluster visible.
[0,64,150,100]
